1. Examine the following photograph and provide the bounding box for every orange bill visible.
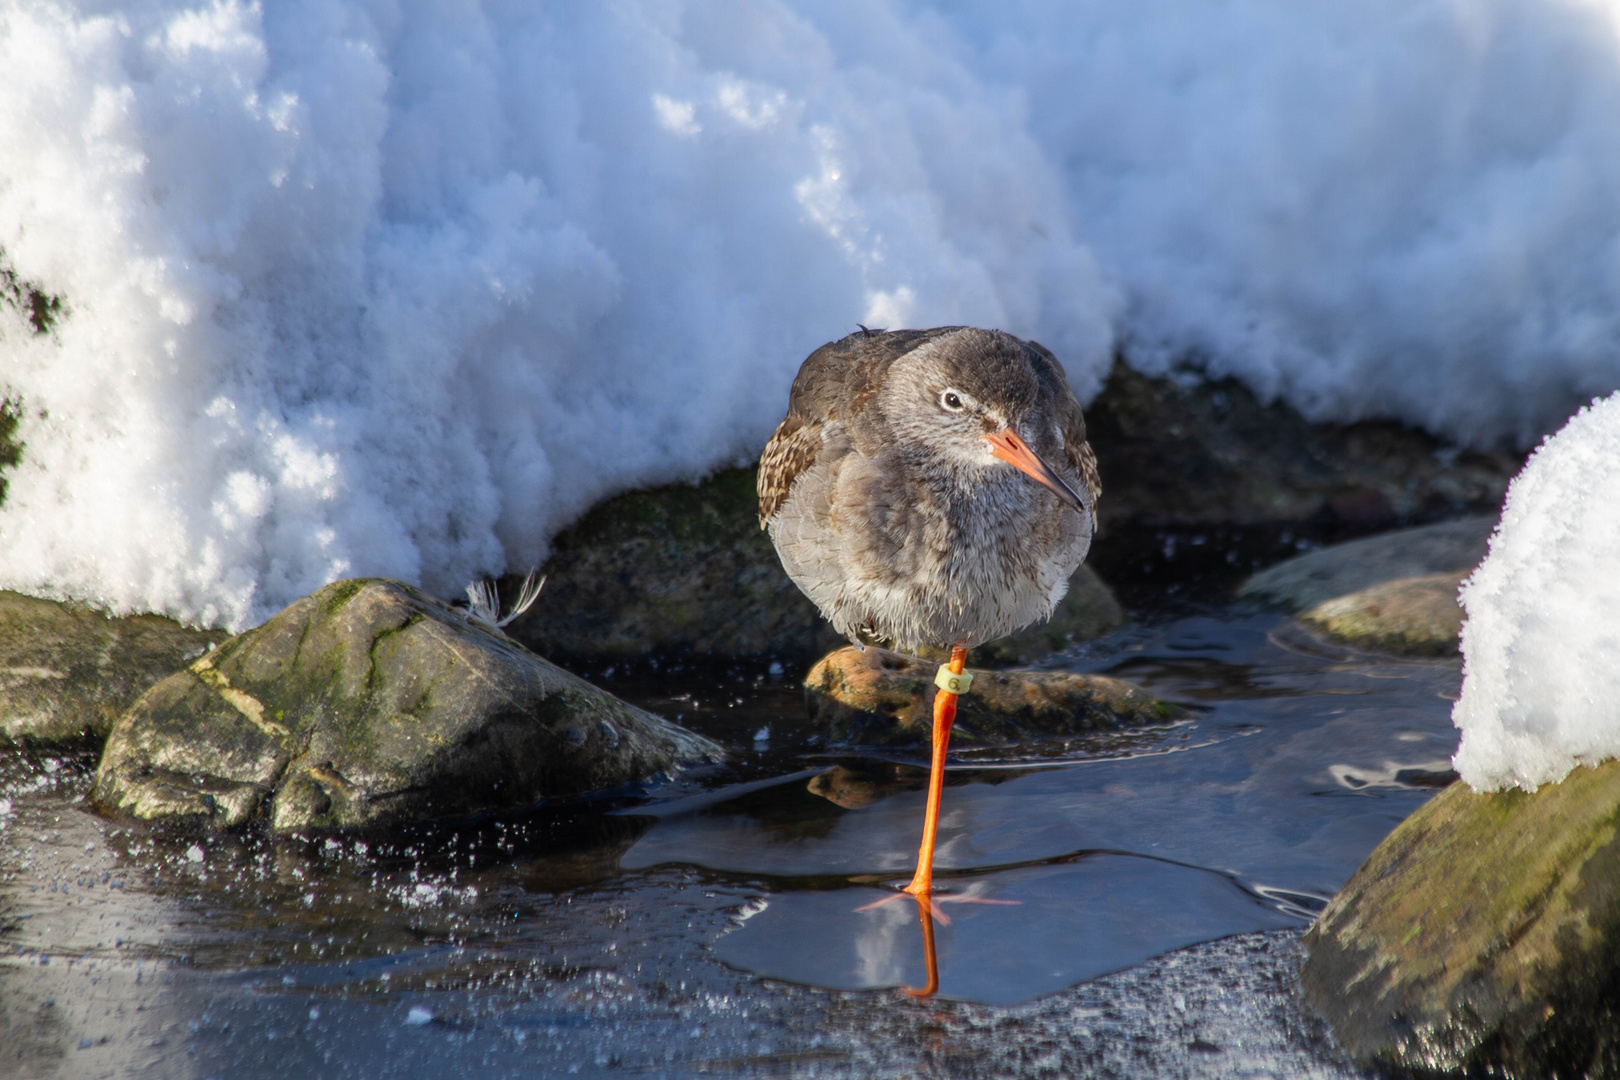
[981,428,1086,512]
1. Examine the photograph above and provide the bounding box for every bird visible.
[757,326,1100,902]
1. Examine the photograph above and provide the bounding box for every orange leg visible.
[905,643,967,897]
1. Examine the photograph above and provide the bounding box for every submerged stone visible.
[1301,759,1620,1077]
[92,579,723,833]
[0,591,227,750]
[804,646,1184,747]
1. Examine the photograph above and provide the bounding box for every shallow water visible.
[0,606,1458,1078]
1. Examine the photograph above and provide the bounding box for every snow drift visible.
[4,0,1620,628]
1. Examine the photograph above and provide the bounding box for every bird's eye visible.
[940,389,965,412]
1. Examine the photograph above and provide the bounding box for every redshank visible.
[758,326,1100,899]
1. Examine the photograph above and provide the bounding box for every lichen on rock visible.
[92,578,723,833]
[1299,571,1466,657]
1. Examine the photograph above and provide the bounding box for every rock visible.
[1239,516,1494,654]
[504,467,1125,668]
[1300,571,1466,656]
[804,646,1185,747]
[92,579,723,833]
[1240,515,1495,612]
[506,468,840,664]
[1087,363,1518,531]
[1301,759,1620,1077]
[0,591,227,750]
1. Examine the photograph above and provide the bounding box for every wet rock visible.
[92,579,723,833]
[0,591,227,750]
[1087,363,1518,531]
[1301,759,1620,1077]
[1240,515,1494,612]
[804,646,1185,747]
[504,468,1125,667]
[1240,516,1493,654]
[1299,571,1466,657]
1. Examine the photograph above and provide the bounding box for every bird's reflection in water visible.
[856,885,1020,999]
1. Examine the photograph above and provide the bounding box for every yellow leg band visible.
[934,665,973,694]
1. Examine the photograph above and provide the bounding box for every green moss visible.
[0,398,23,511]
[551,467,771,551]
[319,578,373,614]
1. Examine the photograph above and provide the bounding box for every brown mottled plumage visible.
[758,326,1100,652]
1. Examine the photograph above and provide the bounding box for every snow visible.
[1453,393,1620,791]
[4,0,1620,628]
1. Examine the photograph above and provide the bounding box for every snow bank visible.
[4,0,1620,627]
[1453,393,1620,791]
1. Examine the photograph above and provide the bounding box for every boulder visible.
[0,591,227,750]
[804,646,1184,747]
[1299,571,1466,657]
[505,468,838,664]
[1301,759,1620,1077]
[1240,515,1495,612]
[92,579,723,833]
[504,467,1125,668]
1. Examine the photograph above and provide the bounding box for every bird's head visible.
[878,328,1089,514]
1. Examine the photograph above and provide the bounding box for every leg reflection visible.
[853,887,1021,999]
[905,894,940,999]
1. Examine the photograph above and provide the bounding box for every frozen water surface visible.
[0,604,1461,1078]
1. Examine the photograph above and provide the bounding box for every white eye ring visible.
[940,389,966,412]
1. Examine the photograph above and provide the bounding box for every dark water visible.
[0,606,1460,1078]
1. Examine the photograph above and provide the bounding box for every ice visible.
[1453,393,1620,791]
[4,1,1620,627]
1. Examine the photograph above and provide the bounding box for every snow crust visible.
[5,0,1620,627]
[1454,393,1620,791]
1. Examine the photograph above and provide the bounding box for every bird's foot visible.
[856,885,1019,925]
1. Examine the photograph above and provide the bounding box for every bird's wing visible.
[1026,339,1102,513]
[757,414,825,527]
[758,327,962,527]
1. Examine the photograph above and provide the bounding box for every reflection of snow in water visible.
[852,897,916,987]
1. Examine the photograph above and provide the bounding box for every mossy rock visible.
[0,591,227,751]
[92,579,723,833]
[1300,571,1466,657]
[804,645,1185,747]
[1301,760,1620,1076]
[1240,516,1494,613]
[506,467,839,663]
